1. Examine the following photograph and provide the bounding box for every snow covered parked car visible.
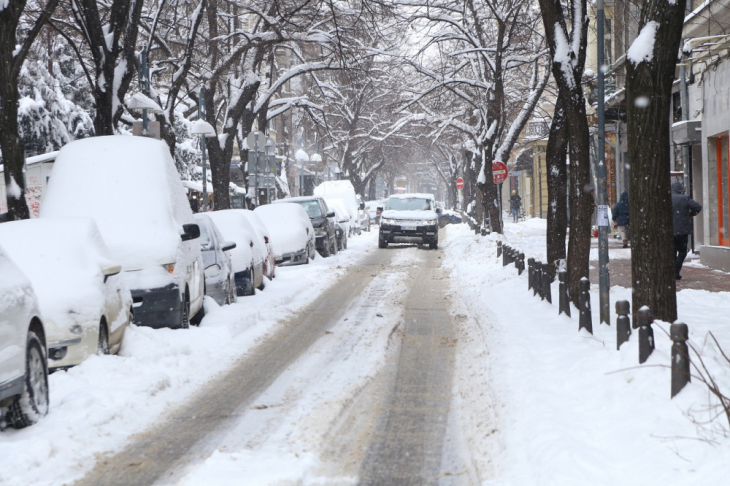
[273,196,338,257]
[193,214,237,306]
[40,136,205,329]
[378,193,442,249]
[325,199,350,251]
[0,245,49,429]
[0,218,132,370]
[254,203,315,266]
[207,210,264,295]
[313,180,362,235]
[238,210,276,281]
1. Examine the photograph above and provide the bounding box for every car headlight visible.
[423,219,438,226]
[204,264,221,279]
[381,218,396,225]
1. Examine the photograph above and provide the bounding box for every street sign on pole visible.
[492,161,508,184]
[456,177,464,190]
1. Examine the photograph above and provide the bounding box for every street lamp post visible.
[191,92,216,210]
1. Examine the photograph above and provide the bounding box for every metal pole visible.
[141,44,149,136]
[596,0,611,326]
[199,88,207,208]
[254,132,259,206]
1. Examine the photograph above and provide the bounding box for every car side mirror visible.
[436,208,443,214]
[327,211,335,218]
[359,202,365,210]
[181,223,200,241]
[222,241,236,252]
[249,240,254,248]
[102,264,122,283]
[377,207,383,212]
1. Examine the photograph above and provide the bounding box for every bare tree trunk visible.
[537,0,592,303]
[1,0,59,221]
[546,95,569,277]
[626,0,687,323]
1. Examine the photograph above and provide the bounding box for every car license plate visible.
[401,223,417,230]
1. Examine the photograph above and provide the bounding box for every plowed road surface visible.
[72,230,466,485]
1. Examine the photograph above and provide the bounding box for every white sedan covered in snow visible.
[0,218,132,370]
[254,203,315,266]
[207,210,264,295]
[0,245,49,429]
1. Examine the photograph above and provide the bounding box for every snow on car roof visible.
[0,218,115,327]
[254,203,313,256]
[387,193,435,200]
[39,136,194,269]
[273,195,323,203]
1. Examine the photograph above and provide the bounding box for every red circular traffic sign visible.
[456,177,464,190]
[492,161,508,184]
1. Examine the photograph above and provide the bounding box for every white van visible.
[40,136,204,329]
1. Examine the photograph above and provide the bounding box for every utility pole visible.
[596,0,611,325]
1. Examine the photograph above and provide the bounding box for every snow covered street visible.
[2,222,729,485]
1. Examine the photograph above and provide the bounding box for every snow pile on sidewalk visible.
[443,220,730,485]
[0,231,378,486]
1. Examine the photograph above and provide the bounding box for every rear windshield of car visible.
[296,200,323,218]
[386,198,431,211]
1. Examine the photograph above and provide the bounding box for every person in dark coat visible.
[612,191,630,248]
[509,190,522,222]
[671,181,702,280]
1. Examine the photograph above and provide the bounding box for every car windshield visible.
[386,197,431,211]
[296,200,323,218]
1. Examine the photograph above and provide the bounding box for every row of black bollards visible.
[498,241,692,399]
[614,300,691,398]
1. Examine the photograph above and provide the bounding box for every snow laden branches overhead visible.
[396,0,549,233]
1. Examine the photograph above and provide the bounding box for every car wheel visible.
[429,238,438,250]
[226,277,237,304]
[179,292,190,329]
[331,237,338,255]
[378,235,388,248]
[319,240,331,258]
[247,266,256,295]
[309,242,316,260]
[343,235,348,250]
[7,332,49,429]
[97,320,110,355]
[366,220,371,232]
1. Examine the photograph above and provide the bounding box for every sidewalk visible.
[589,237,730,292]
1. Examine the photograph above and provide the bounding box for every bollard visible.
[497,241,502,258]
[518,252,525,275]
[579,278,592,334]
[558,270,570,317]
[535,260,543,299]
[542,263,552,304]
[508,248,515,265]
[528,258,535,292]
[670,321,691,398]
[502,245,508,266]
[638,306,654,364]
[615,300,631,350]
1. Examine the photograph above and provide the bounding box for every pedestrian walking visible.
[509,190,522,222]
[612,191,630,248]
[671,181,702,280]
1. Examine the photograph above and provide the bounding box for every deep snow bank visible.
[442,221,730,485]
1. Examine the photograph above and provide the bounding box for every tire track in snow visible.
[359,239,458,485]
[70,249,394,486]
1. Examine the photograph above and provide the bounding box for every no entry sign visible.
[492,161,508,184]
[456,177,464,190]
